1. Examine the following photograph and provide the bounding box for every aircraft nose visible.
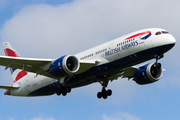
[166,34,176,50]
[166,34,176,45]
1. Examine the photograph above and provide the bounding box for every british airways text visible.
[105,41,138,56]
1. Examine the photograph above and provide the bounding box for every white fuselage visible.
[8,28,176,96]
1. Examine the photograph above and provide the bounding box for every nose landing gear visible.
[154,54,163,68]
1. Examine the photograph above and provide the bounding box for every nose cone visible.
[166,35,176,49]
[167,35,176,45]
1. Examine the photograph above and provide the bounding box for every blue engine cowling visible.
[133,63,163,85]
[49,55,80,77]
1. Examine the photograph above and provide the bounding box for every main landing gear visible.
[55,81,71,96]
[97,88,112,99]
[97,80,112,99]
[56,86,71,96]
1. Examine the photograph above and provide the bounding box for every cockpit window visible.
[155,31,161,35]
[155,31,169,35]
[161,31,169,34]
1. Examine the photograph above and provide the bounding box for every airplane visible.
[0,28,176,99]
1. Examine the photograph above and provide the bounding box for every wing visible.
[103,63,165,83]
[121,66,138,79]
[0,56,99,79]
[0,55,55,78]
[77,60,100,74]
[101,66,138,82]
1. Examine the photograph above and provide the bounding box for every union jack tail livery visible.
[2,42,28,83]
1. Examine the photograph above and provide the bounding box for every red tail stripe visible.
[14,70,27,83]
[4,48,19,57]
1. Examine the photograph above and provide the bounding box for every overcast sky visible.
[0,0,179,120]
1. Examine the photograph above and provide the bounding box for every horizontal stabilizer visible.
[0,85,20,90]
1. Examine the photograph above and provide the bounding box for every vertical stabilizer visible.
[2,42,28,83]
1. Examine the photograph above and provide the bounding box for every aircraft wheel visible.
[102,93,107,99]
[66,86,71,93]
[102,89,108,99]
[97,92,102,99]
[107,89,112,96]
[56,86,71,96]
[62,91,67,96]
[154,63,161,68]
[156,63,161,68]
[56,89,61,96]
[61,86,67,96]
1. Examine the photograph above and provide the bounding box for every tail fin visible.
[2,42,28,83]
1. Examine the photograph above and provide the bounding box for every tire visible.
[56,89,61,96]
[97,92,102,99]
[103,94,107,99]
[66,86,71,93]
[102,89,108,99]
[62,91,67,96]
[157,63,161,68]
[107,89,112,96]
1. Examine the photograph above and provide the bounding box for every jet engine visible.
[49,55,80,77]
[133,63,163,85]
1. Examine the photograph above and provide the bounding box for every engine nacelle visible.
[49,55,80,77]
[133,63,163,85]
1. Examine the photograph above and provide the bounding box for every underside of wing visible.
[0,55,55,78]
[77,60,100,74]
[0,55,102,79]
[121,66,138,79]
[98,66,138,82]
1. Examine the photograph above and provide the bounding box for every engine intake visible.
[133,63,163,85]
[49,55,80,77]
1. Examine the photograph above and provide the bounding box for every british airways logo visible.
[105,41,138,57]
[105,31,151,57]
[125,31,151,40]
